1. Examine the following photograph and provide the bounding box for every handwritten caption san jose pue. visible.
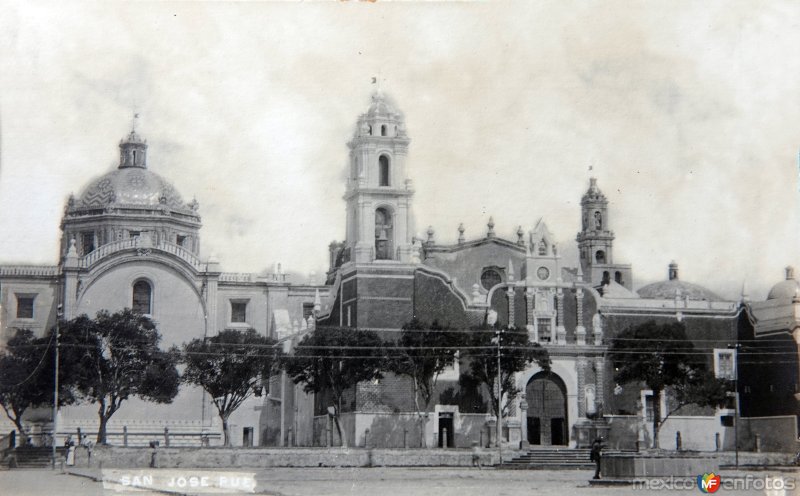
[101,469,256,493]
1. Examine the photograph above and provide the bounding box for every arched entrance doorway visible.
[526,371,568,446]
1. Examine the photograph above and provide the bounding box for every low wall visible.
[74,445,506,469]
[606,415,799,453]
[602,451,798,479]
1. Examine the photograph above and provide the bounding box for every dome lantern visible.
[119,130,147,169]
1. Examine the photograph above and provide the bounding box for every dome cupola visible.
[119,130,147,169]
[767,266,800,300]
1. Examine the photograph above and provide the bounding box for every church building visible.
[1,92,797,453]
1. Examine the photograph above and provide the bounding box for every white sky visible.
[0,1,798,300]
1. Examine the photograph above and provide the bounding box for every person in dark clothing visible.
[590,437,604,479]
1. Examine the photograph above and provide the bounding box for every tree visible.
[0,328,77,441]
[386,318,466,447]
[182,328,281,446]
[608,320,732,449]
[61,310,180,444]
[284,327,385,447]
[465,325,550,418]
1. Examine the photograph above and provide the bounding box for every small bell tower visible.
[344,93,415,263]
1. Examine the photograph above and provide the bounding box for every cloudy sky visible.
[1,1,798,300]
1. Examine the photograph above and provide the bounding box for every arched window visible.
[595,250,606,264]
[538,240,547,256]
[132,280,152,315]
[614,271,622,284]
[480,268,502,290]
[381,124,387,136]
[368,125,372,136]
[601,271,610,286]
[379,155,390,186]
[374,207,393,260]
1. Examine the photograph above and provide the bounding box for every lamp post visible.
[727,342,740,469]
[51,304,62,470]
[494,328,503,465]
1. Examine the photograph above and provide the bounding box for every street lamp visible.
[493,327,503,465]
[51,304,62,470]
[727,342,740,469]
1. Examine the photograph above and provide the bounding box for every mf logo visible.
[697,473,721,493]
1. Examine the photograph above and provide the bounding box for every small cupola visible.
[119,130,147,169]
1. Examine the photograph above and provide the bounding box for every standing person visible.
[471,441,482,470]
[65,435,76,467]
[590,437,604,480]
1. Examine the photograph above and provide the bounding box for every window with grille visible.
[714,349,736,380]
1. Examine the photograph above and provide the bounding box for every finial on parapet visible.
[516,226,525,246]
[487,217,495,238]
[426,226,435,245]
[457,223,465,244]
[740,280,749,303]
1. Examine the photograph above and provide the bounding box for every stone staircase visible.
[8,447,67,468]
[501,447,595,470]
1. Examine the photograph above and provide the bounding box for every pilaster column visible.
[594,356,606,411]
[507,287,516,328]
[525,288,534,326]
[556,288,566,345]
[576,358,587,418]
[576,287,586,345]
[519,393,529,448]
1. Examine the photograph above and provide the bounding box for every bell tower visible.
[344,93,415,263]
[576,178,632,290]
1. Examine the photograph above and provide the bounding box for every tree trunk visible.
[97,414,109,445]
[221,415,231,447]
[12,416,27,444]
[333,395,347,448]
[652,389,661,449]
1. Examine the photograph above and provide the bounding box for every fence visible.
[20,427,221,448]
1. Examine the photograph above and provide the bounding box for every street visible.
[1,467,798,496]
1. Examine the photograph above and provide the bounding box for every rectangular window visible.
[16,295,35,319]
[129,231,140,240]
[302,302,315,321]
[176,235,187,247]
[714,349,736,380]
[537,318,552,342]
[81,231,95,255]
[231,301,248,323]
[644,395,655,422]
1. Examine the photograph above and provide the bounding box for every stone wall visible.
[73,445,502,469]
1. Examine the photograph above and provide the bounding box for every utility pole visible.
[495,328,503,465]
[51,305,62,470]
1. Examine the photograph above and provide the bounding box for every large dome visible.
[637,279,721,301]
[636,262,721,301]
[767,267,800,300]
[75,167,187,210]
[66,130,197,216]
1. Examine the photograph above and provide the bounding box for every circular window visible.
[480,268,502,290]
[537,266,550,281]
